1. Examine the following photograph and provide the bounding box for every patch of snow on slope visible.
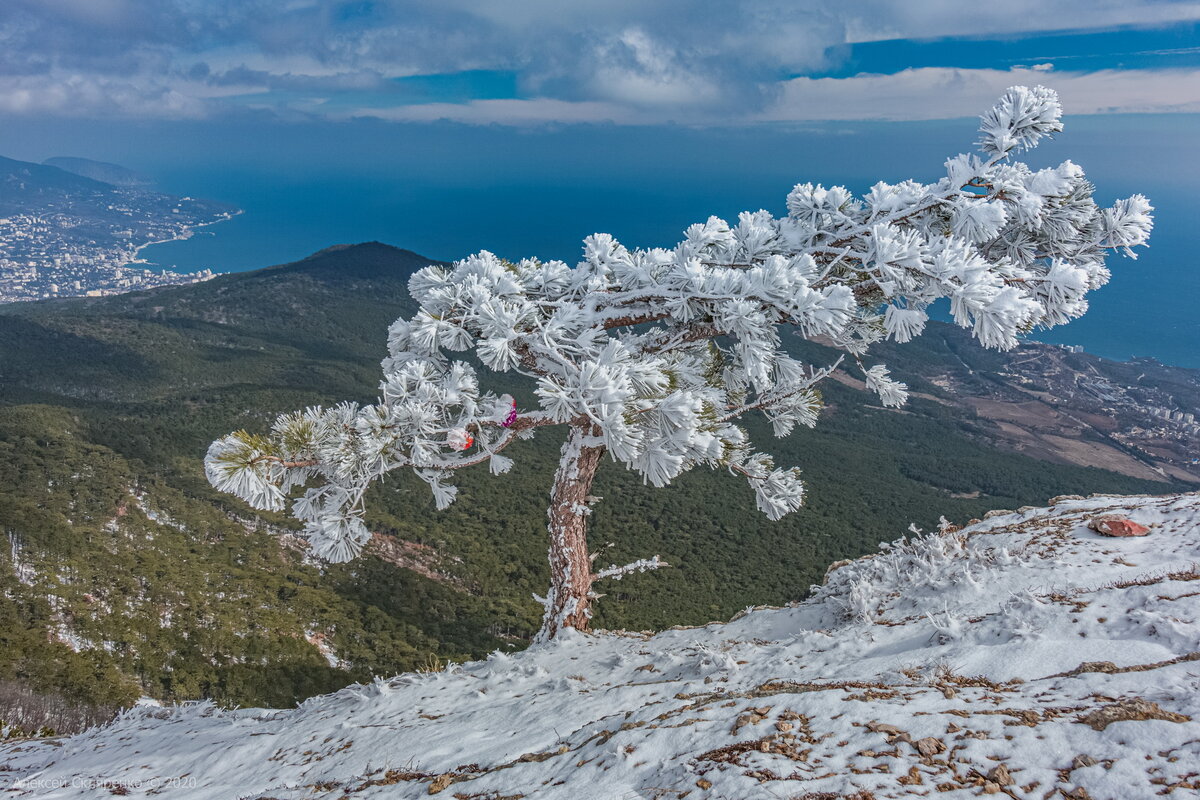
[305,629,345,669]
[2,494,1198,799]
[7,532,36,586]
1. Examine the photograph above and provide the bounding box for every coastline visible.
[123,208,244,276]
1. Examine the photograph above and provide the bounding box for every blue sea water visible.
[126,115,1198,369]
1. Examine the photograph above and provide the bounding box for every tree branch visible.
[253,456,319,469]
[442,410,563,470]
[717,357,843,423]
[593,555,669,582]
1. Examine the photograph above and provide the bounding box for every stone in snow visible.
[1088,515,1151,537]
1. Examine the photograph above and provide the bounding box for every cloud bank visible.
[1,0,1198,123]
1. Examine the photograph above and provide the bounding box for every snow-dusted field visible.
[2,493,1198,799]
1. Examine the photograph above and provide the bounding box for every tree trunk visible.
[535,424,605,642]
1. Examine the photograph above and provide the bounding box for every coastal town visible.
[0,155,236,302]
[933,337,1200,484]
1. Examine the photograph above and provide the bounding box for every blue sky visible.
[0,2,1198,364]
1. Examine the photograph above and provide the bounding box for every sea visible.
[135,117,1199,370]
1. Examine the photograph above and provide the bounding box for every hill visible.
[0,242,1192,715]
[41,158,153,189]
[3,492,1197,798]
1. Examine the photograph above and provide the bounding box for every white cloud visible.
[325,66,1200,125]
[842,0,1200,42]
[761,67,1200,122]
[347,98,634,125]
[0,74,209,118]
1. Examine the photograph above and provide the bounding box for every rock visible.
[1050,494,1086,505]
[983,782,1001,794]
[988,763,1014,786]
[1072,754,1098,769]
[1078,698,1190,731]
[915,736,946,756]
[1087,515,1150,537]
[775,721,793,732]
[731,707,770,734]
[427,773,454,794]
[866,720,908,743]
[696,778,712,789]
[984,509,1014,519]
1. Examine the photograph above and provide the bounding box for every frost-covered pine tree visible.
[206,87,1151,641]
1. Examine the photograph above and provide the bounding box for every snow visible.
[7,532,36,586]
[3,493,1198,799]
[305,629,346,669]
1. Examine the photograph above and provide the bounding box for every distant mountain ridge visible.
[0,241,1190,717]
[0,155,113,195]
[41,157,153,188]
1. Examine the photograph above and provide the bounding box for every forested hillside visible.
[0,242,1185,718]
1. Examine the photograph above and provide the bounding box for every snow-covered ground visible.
[2,493,1198,799]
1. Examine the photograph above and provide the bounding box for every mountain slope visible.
[3,492,1196,799]
[0,242,1189,713]
[41,158,153,188]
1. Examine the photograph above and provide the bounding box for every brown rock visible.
[988,763,1014,786]
[1078,698,1190,731]
[696,778,712,790]
[866,720,910,743]
[1087,515,1150,537]
[427,773,454,794]
[915,736,946,756]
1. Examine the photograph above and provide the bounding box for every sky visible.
[2,1,1200,123]
[0,1,1198,364]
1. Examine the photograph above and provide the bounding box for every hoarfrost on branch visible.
[206,87,1151,640]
